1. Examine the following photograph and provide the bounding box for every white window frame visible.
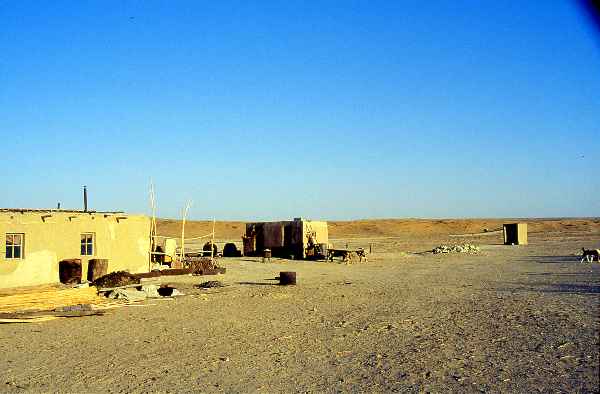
[81,233,95,256]
[5,233,24,259]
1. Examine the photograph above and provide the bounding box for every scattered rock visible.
[557,342,575,351]
[196,281,225,289]
[432,244,481,254]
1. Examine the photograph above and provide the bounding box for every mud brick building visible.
[244,218,328,259]
[0,209,150,289]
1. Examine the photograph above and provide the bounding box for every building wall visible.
[302,221,329,246]
[245,219,328,259]
[262,222,284,249]
[0,211,151,289]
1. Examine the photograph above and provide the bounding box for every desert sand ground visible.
[1,219,599,393]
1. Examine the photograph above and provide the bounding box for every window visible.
[6,233,24,259]
[81,233,94,256]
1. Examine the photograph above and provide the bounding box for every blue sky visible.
[1,1,599,220]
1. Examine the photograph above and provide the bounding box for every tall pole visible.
[83,186,88,212]
[180,200,192,265]
[211,218,216,262]
[149,180,157,271]
[149,180,157,240]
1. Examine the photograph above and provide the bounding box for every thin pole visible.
[211,218,216,263]
[149,180,158,271]
[83,186,88,212]
[150,180,157,240]
[180,200,192,264]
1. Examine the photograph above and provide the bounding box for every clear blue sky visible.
[1,1,599,220]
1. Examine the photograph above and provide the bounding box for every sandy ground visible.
[1,220,599,393]
[155,218,600,241]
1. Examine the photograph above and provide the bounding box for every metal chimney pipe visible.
[83,186,88,212]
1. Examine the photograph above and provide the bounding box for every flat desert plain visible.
[1,219,599,393]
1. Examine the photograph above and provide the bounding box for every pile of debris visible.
[187,258,226,275]
[106,285,183,301]
[432,244,481,254]
[92,271,139,288]
[196,280,225,289]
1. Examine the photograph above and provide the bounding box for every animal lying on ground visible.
[580,248,600,262]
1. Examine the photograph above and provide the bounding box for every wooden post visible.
[149,180,158,271]
[211,218,216,263]
[180,200,192,264]
[369,243,372,253]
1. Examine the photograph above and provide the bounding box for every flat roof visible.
[0,208,125,214]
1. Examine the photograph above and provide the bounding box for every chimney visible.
[83,186,88,212]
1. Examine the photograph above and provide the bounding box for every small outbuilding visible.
[243,218,328,259]
[503,223,528,245]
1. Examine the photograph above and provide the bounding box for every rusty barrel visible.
[87,259,108,282]
[59,259,82,284]
[279,271,296,285]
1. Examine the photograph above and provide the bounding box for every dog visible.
[327,248,368,263]
[327,249,352,262]
[356,248,368,262]
[580,248,600,263]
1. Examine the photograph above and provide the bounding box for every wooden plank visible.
[0,287,107,313]
[0,316,61,324]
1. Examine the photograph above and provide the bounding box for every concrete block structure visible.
[244,218,328,259]
[503,223,528,245]
[0,209,151,289]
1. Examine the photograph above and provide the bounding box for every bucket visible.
[279,271,296,285]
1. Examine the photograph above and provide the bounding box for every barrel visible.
[87,259,108,282]
[59,259,82,284]
[279,271,296,285]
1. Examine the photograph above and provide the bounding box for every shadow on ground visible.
[518,255,586,264]
[497,269,600,295]
[236,279,280,286]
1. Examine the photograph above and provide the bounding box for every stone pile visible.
[432,244,481,254]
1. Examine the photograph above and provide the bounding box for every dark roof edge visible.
[0,208,125,214]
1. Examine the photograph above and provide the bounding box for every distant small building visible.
[503,223,528,245]
[243,218,328,259]
[0,209,151,289]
